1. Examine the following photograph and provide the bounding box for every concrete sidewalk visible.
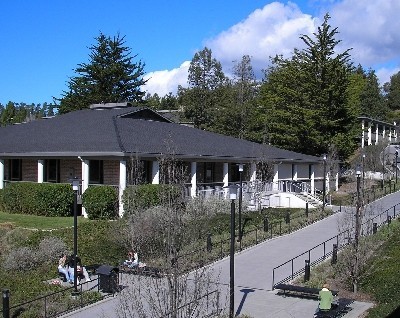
[62,191,400,317]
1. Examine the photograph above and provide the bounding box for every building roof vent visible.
[89,102,132,110]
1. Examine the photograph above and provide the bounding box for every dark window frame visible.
[44,159,60,183]
[89,160,104,184]
[9,159,22,181]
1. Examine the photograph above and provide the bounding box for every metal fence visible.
[1,278,103,318]
[272,202,400,289]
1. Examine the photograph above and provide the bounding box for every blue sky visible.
[0,0,399,105]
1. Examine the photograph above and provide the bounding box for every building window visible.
[89,160,103,184]
[44,159,60,183]
[9,159,22,181]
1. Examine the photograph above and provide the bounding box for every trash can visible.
[97,265,119,293]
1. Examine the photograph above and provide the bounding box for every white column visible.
[250,163,257,182]
[361,120,365,148]
[119,160,127,217]
[273,164,279,190]
[81,160,89,218]
[191,162,197,197]
[375,123,379,145]
[389,127,392,143]
[310,164,315,195]
[38,160,44,183]
[223,163,229,198]
[0,159,4,190]
[382,125,386,140]
[394,122,397,142]
[152,161,159,184]
[368,122,372,146]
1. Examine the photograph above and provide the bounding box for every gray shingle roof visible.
[0,107,320,163]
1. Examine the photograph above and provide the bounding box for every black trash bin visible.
[97,265,119,293]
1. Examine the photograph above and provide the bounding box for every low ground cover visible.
[0,202,328,313]
[293,219,400,317]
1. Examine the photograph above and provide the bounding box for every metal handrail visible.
[272,202,400,289]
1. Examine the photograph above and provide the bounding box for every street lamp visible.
[395,150,398,184]
[224,184,238,318]
[322,154,327,212]
[70,177,81,294]
[355,165,361,247]
[362,153,366,190]
[238,164,244,249]
[3,289,10,318]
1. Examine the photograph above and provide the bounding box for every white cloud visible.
[143,61,190,96]
[144,0,400,96]
[206,2,315,76]
[376,66,400,86]
[329,0,400,66]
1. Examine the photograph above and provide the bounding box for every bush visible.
[0,188,4,210]
[122,184,182,214]
[82,186,118,220]
[1,183,73,216]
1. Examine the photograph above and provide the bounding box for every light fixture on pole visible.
[224,184,238,318]
[322,154,327,212]
[3,289,10,318]
[362,153,366,190]
[70,177,81,294]
[238,164,244,249]
[395,150,398,184]
[355,165,361,246]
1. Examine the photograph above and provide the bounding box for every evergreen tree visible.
[259,14,356,160]
[180,47,227,129]
[384,71,400,111]
[212,55,262,141]
[360,69,387,120]
[58,32,147,114]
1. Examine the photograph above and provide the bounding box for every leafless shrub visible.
[2,246,38,271]
[37,236,68,264]
[117,149,223,317]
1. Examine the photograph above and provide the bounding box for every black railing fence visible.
[1,278,102,318]
[272,202,400,289]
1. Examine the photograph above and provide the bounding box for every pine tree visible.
[58,33,147,113]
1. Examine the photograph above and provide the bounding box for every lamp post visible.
[355,165,361,247]
[71,177,81,294]
[3,289,10,318]
[395,150,398,184]
[238,164,244,249]
[362,153,365,191]
[225,184,237,318]
[322,154,327,212]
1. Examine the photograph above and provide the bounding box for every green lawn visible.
[0,211,89,230]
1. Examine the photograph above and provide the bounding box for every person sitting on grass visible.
[58,253,71,283]
[67,254,91,283]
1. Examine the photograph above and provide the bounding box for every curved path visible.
[63,191,400,318]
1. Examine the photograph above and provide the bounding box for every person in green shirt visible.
[318,283,333,311]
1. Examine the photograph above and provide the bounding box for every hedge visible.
[1,182,73,216]
[82,185,118,220]
[122,184,182,214]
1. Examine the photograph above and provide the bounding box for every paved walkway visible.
[62,191,400,318]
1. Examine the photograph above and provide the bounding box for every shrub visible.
[122,184,182,214]
[1,182,73,216]
[2,246,38,271]
[0,188,4,210]
[36,237,68,264]
[82,186,118,220]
